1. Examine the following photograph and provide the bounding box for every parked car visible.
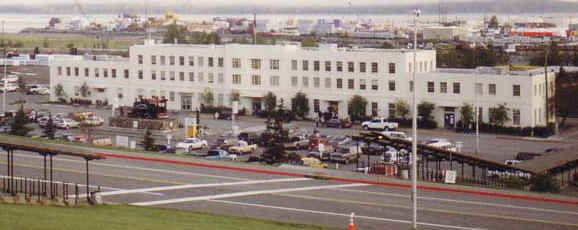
[361,118,399,130]
[301,157,328,168]
[228,141,258,155]
[422,138,457,152]
[284,135,309,150]
[380,146,402,163]
[55,118,80,129]
[330,147,358,164]
[176,138,208,151]
[487,160,531,178]
[238,132,259,145]
[328,136,351,147]
[323,118,352,128]
[361,142,385,155]
[205,149,237,160]
[377,131,412,142]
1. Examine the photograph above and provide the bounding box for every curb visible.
[101,153,578,206]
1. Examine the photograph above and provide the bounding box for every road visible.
[2,149,577,230]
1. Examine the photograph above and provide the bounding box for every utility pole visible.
[2,21,7,115]
[544,44,550,126]
[253,9,257,45]
[411,9,420,230]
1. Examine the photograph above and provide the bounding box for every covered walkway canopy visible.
[517,145,578,177]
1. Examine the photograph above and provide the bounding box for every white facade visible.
[50,41,554,128]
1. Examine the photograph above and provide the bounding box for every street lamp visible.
[2,20,7,115]
[411,8,420,230]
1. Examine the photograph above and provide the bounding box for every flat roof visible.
[0,135,105,160]
[517,146,578,174]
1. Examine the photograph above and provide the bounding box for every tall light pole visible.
[411,9,420,230]
[474,68,479,155]
[2,20,7,114]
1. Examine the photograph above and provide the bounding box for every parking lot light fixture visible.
[411,8,420,230]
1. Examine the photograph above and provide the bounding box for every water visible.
[0,12,576,33]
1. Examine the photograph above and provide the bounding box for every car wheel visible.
[362,125,368,130]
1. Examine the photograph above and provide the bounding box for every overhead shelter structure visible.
[350,132,534,179]
[517,146,578,187]
[0,135,105,200]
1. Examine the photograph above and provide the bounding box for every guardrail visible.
[0,176,98,205]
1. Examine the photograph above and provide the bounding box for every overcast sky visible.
[0,0,497,6]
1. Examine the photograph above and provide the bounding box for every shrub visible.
[498,176,526,190]
[530,174,560,193]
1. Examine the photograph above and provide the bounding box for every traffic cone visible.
[348,212,355,230]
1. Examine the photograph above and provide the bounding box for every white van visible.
[423,138,457,152]
[379,131,412,141]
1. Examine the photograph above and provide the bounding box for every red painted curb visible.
[101,153,578,206]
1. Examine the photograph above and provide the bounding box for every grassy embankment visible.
[0,203,338,230]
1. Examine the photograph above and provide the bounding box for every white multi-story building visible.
[50,41,555,128]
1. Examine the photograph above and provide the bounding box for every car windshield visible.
[184,139,198,143]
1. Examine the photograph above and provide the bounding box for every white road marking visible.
[92,178,312,197]
[132,183,368,206]
[11,152,249,181]
[211,200,487,230]
[334,188,578,216]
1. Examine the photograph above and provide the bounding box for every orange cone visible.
[348,212,355,230]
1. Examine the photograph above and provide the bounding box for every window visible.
[179,72,185,81]
[197,72,204,82]
[408,62,412,72]
[74,67,79,76]
[453,82,460,94]
[389,80,396,91]
[197,57,204,67]
[348,79,354,89]
[291,60,298,70]
[208,73,214,83]
[348,61,354,72]
[291,76,298,87]
[151,71,156,80]
[513,109,520,125]
[179,56,185,66]
[427,81,434,93]
[189,72,194,82]
[232,74,241,84]
[409,81,414,92]
[138,55,143,64]
[188,56,194,66]
[251,58,261,69]
[95,68,99,77]
[325,78,331,88]
[372,79,379,90]
[313,77,320,88]
[169,56,175,65]
[160,56,166,65]
[84,68,89,77]
[314,99,320,113]
[218,73,224,84]
[170,71,175,81]
[359,62,366,73]
[360,79,366,90]
[440,82,447,93]
[160,71,166,80]
[232,58,241,68]
[218,57,224,67]
[151,55,156,65]
[336,61,343,72]
[302,60,309,71]
[313,60,320,71]
[124,69,129,79]
[302,77,309,88]
[389,63,396,74]
[138,70,143,80]
[336,78,343,89]
[371,62,378,73]
[371,102,378,117]
[208,57,214,67]
[57,66,62,76]
[66,67,71,76]
[270,59,280,70]
[476,83,483,95]
[325,61,331,71]
[103,68,108,78]
[389,103,396,118]
[270,76,280,86]
[169,91,175,102]
[251,75,261,85]
[218,93,224,106]
[513,84,520,96]
[111,69,117,78]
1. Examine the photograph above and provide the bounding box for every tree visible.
[418,101,436,121]
[394,98,410,119]
[489,103,510,127]
[43,113,56,139]
[488,15,499,28]
[301,36,318,47]
[530,174,560,193]
[79,82,90,98]
[54,83,66,100]
[348,95,368,122]
[263,92,277,112]
[460,103,474,130]
[163,23,186,44]
[9,105,32,136]
[380,42,394,49]
[201,88,214,106]
[17,76,26,92]
[291,92,309,119]
[260,107,290,165]
[142,129,155,151]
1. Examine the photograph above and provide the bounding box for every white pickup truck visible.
[361,118,399,131]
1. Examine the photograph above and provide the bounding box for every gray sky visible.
[0,0,495,6]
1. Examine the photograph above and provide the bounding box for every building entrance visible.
[181,94,192,111]
[444,107,456,128]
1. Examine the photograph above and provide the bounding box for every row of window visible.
[141,55,225,68]
[425,81,521,96]
[57,66,129,79]
[289,60,389,73]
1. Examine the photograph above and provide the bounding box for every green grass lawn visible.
[0,203,338,230]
